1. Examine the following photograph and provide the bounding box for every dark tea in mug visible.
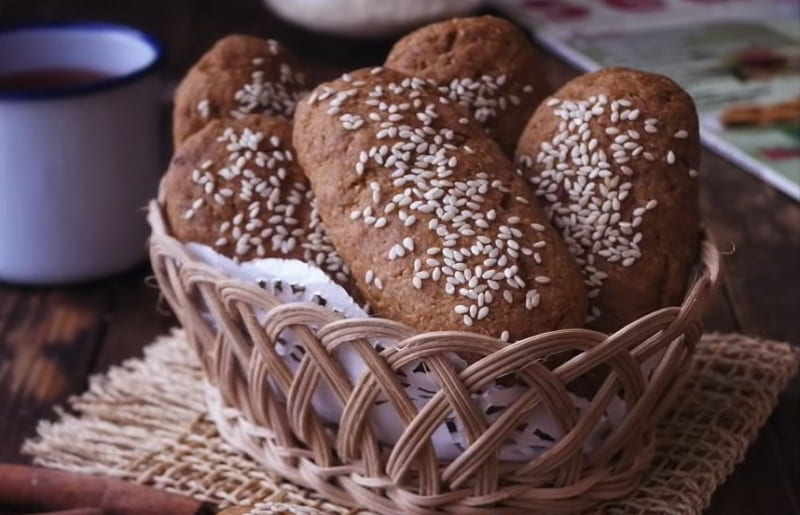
[0,67,111,93]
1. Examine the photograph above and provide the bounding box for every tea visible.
[0,67,112,93]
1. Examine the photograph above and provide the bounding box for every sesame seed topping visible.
[180,126,350,285]
[436,74,536,129]
[311,71,561,328]
[517,93,668,322]
[197,99,211,119]
[228,50,306,119]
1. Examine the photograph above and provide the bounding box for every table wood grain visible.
[0,1,798,513]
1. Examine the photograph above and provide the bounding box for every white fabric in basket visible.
[187,243,627,461]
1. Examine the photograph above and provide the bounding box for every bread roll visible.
[515,68,700,332]
[385,16,546,156]
[173,34,308,145]
[163,115,351,286]
[293,67,586,340]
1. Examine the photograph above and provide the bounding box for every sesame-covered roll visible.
[385,16,546,156]
[163,114,352,287]
[173,35,308,145]
[515,68,701,332]
[294,67,586,340]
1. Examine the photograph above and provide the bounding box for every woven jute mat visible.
[22,330,799,515]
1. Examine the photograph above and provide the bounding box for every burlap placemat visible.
[22,330,798,514]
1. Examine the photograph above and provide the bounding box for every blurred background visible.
[1,0,472,102]
[4,0,796,196]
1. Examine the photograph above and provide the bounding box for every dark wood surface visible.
[0,2,798,513]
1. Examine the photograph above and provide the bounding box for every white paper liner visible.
[187,243,648,461]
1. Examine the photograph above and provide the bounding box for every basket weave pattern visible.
[148,201,721,514]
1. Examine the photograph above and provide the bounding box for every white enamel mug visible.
[0,22,163,284]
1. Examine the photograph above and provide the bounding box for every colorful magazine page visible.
[498,0,800,200]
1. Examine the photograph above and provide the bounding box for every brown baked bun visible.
[163,114,351,286]
[385,15,546,156]
[172,34,308,145]
[293,67,586,341]
[515,67,701,332]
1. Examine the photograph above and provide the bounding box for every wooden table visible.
[1,2,798,513]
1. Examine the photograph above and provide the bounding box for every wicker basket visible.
[148,199,721,514]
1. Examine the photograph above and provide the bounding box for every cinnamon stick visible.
[0,464,214,515]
